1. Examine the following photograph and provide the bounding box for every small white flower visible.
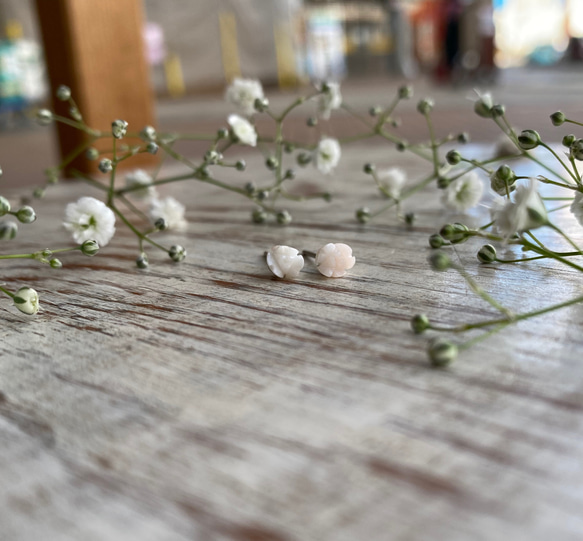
[149,196,187,231]
[125,169,157,200]
[13,287,40,315]
[494,179,548,238]
[377,168,407,199]
[315,137,341,175]
[570,191,583,227]
[266,245,304,279]
[317,82,342,120]
[228,114,257,147]
[225,77,264,117]
[315,243,355,278]
[441,171,484,212]
[63,197,116,246]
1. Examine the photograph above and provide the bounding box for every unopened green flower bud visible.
[168,244,186,262]
[550,111,566,126]
[265,156,278,170]
[307,116,317,127]
[411,314,430,334]
[396,142,407,152]
[276,210,292,225]
[252,208,267,223]
[284,142,295,153]
[428,251,451,271]
[86,147,100,160]
[235,160,246,171]
[474,94,493,118]
[98,158,112,173]
[457,132,470,144]
[56,84,71,101]
[405,212,415,225]
[136,252,149,269]
[36,108,53,125]
[390,118,401,128]
[446,149,462,165]
[16,206,36,224]
[363,163,375,174]
[429,233,444,249]
[356,207,371,223]
[570,139,583,161]
[140,125,157,141]
[322,192,332,202]
[212,128,227,141]
[490,164,516,195]
[491,104,505,118]
[0,221,17,239]
[111,119,128,139]
[517,129,541,150]
[284,168,295,180]
[254,97,269,112]
[13,287,40,315]
[477,244,497,263]
[440,222,469,244]
[562,134,576,147]
[398,85,413,99]
[369,105,382,117]
[0,196,10,216]
[146,142,158,155]
[428,337,458,367]
[50,258,63,269]
[244,182,256,195]
[297,152,311,166]
[80,239,99,256]
[33,188,45,199]
[417,98,434,115]
[256,190,269,201]
[204,150,222,164]
[437,177,451,189]
[154,217,168,231]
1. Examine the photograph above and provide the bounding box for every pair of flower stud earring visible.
[265,243,356,280]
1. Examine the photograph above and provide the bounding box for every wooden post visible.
[34,0,157,175]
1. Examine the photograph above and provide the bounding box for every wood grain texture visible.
[34,0,157,174]
[1,146,583,540]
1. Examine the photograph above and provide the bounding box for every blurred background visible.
[0,0,583,186]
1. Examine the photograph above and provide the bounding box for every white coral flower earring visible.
[303,243,356,278]
[265,245,304,279]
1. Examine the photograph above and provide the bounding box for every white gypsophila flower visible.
[13,287,40,315]
[570,191,583,227]
[494,179,548,238]
[63,196,116,246]
[488,194,507,224]
[225,78,264,117]
[441,171,484,212]
[315,137,341,175]
[317,82,342,120]
[149,196,187,231]
[378,167,407,199]
[266,245,304,279]
[125,169,157,200]
[315,243,356,278]
[228,114,257,147]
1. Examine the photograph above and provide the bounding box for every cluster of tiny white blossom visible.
[2,80,583,370]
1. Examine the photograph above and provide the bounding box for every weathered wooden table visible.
[1,145,582,541]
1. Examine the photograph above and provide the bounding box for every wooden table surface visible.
[1,145,582,541]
